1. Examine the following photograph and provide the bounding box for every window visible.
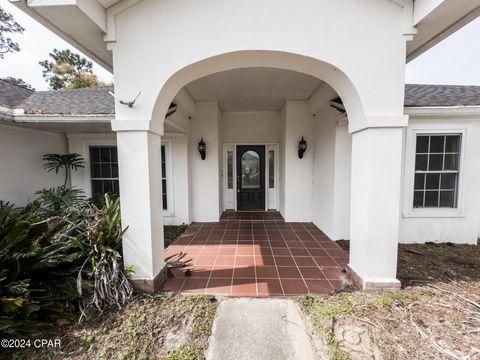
[413,134,461,208]
[227,150,233,189]
[268,150,275,189]
[89,145,168,211]
[161,145,167,210]
[89,146,119,196]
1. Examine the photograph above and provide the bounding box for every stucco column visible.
[348,125,404,289]
[116,129,166,292]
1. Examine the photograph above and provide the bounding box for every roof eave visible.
[405,105,480,118]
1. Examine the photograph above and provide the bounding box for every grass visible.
[164,224,188,247]
[11,294,218,360]
[302,293,354,360]
[301,242,480,360]
[373,291,411,309]
[165,344,206,360]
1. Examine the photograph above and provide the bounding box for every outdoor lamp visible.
[298,137,307,159]
[198,138,206,160]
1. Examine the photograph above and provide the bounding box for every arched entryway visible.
[113,51,405,292]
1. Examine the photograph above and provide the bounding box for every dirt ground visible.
[302,242,480,360]
[7,294,217,360]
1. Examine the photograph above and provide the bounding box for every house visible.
[4,0,480,292]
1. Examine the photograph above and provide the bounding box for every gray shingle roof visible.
[19,86,115,115]
[405,84,480,107]
[3,80,480,115]
[0,79,34,108]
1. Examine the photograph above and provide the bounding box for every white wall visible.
[279,105,286,217]
[217,105,223,216]
[0,124,67,206]
[189,102,221,222]
[282,101,314,222]
[311,106,352,240]
[111,0,411,135]
[332,120,352,240]
[399,119,480,244]
[166,134,190,225]
[222,111,281,143]
[312,106,336,234]
[68,132,190,225]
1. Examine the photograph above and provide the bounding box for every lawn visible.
[7,294,218,360]
[301,242,480,360]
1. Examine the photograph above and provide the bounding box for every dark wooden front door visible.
[236,145,265,211]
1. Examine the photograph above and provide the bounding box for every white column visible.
[116,130,165,291]
[348,126,403,289]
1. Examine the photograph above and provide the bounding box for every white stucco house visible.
[2,0,480,292]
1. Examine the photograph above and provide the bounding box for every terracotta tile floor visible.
[220,211,285,222]
[163,213,349,297]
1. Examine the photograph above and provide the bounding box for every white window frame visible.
[267,144,279,210]
[403,124,469,218]
[223,143,279,211]
[81,138,174,217]
[83,139,117,198]
[161,139,175,217]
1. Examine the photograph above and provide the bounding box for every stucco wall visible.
[312,106,336,235]
[221,111,281,144]
[332,122,352,240]
[189,102,221,222]
[399,119,480,244]
[0,124,67,206]
[282,101,314,222]
[279,105,286,217]
[311,106,352,240]
[111,0,410,134]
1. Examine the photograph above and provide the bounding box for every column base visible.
[346,265,401,290]
[130,265,169,293]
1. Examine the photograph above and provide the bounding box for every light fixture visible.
[298,137,307,159]
[198,138,206,160]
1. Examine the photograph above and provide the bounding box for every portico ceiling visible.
[185,68,322,112]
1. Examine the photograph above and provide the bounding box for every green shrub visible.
[0,190,132,338]
[0,200,82,337]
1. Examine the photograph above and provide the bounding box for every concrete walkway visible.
[206,298,319,360]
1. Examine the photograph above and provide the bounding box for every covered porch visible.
[115,53,406,293]
[164,214,348,297]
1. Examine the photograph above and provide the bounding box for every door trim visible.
[223,143,279,212]
[236,145,266,211]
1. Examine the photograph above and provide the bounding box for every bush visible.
[0,188,132,338]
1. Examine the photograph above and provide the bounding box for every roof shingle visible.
[0,79,35,108]
[19,86,115,115]
[405,84,480,107]
[3,81,480,115]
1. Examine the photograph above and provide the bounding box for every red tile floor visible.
[163,213,349,297]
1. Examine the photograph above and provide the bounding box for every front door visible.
[236,145,265,211]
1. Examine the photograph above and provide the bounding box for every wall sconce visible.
[298,136,307,159]
[198,138,206,160]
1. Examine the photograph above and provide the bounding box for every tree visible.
[1,76,34,90]
[43,153,85,187]
[0,6,24,59]
[39,49,107,90]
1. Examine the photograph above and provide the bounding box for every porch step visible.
[206,298,319,360]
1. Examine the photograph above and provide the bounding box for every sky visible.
[2,0,480,90]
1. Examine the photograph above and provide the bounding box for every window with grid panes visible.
[161,145,167,210]
[90,145,168,210]
[89,146,119,196]
[413,134,461,208]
